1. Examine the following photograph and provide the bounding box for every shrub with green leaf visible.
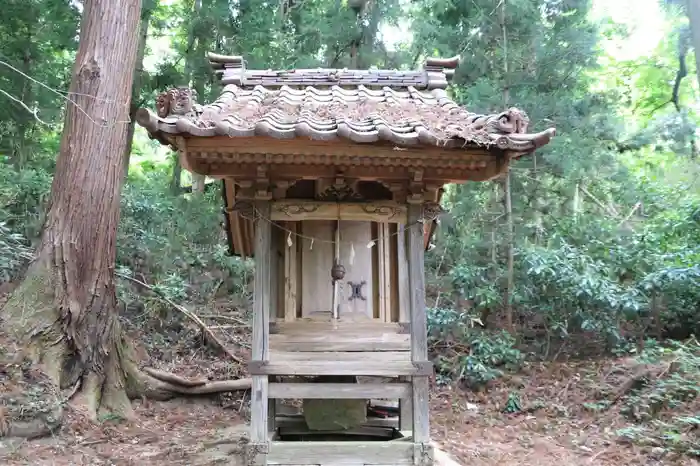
[428,307,523,388]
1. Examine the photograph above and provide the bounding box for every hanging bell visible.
[331,261,346,281]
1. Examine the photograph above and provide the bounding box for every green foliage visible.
[0,159,51,282]
[117,171,254,308]
[428,308,523,388]
[0,160,52,238]
[0,0,79,170]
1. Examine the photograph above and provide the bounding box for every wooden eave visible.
[177,135,522,184]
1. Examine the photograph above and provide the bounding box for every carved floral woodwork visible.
[269,201,408,223]
[359,204,403,221]
[274,203,320,217]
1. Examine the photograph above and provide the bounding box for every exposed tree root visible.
[142,367,208,387]
[0,264,250,442]
[140,368,251,396]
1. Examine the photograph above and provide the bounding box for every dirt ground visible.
[1,299,698,466]
[2,365,697,466]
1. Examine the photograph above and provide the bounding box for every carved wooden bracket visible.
[408,169,425,204]
[255,165,272,200]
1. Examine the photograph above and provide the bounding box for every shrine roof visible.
[135,53,555,155]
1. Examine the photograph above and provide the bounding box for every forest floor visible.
[0,297,698,466]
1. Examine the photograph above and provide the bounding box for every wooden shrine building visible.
[136,53,556,466]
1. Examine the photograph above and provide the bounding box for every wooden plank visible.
[270,333,410,352]
[254,200,273,362]
[377,223,391,322]
[272,226,283,319]
[390,223,400,322]
[267,441,413,465]
[275,413,399,430]
[338,220,374,319]
[278,424,396,439]
[284,221,298,322]
[397,223,410,323]
[301,220,334,316]
[268,376,278,435]
[272,320,403,334]
[224,179,248,259]
[269,383,410,399]
[251,200,272,460]
[407,203,430,451]
[250,360,431,377]
[399,376,413,431]
[270,351,410,363]
[271,200,408,224]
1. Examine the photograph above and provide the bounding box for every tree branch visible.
[116,273,244,365]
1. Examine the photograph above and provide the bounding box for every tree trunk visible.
[499,0,515,334]
[687,0,700,159]
[183,0,207,195]
[687,0,700,86]
[170,148,183,194]
[501,170,515,334]
[123,1,157,178]
[11,46,34,171]
[2,0,144,420]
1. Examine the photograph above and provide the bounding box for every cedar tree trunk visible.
[2,0,144,419]
[123,0,157,178]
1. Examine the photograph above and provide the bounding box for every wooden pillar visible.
[251,199,272,465]
[407,202,432,466]
[397,222,413,431]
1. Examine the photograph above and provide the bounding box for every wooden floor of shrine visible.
[260,313,424,465]
[268,312,411,378]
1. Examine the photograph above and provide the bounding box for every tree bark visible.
[123,0,157,178]
[499,0,515,334]
[501,170,515,334]
[0,4,250,431]
[182,0,207,194]
[2,0,144,419]
[171,153,183,194]
[11,40,34,171]
[687,0,700,87]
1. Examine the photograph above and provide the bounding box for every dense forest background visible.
[1,0,699,463]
